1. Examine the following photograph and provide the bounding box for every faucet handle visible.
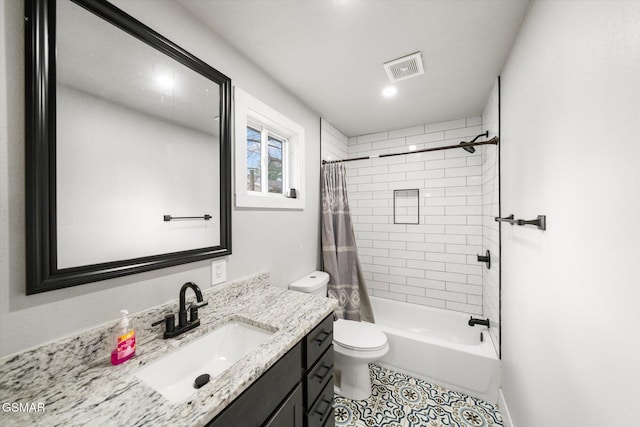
[152,313,175,335]
[189,301,208,323]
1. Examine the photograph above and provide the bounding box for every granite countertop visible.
[0,273,336,426]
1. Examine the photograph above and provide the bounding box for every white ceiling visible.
[177,0,530,137]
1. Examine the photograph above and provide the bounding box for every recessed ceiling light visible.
[382,86,397,98]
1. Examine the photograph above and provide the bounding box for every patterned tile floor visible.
[334,364,502,427]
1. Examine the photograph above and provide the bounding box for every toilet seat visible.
[334,319,387,351]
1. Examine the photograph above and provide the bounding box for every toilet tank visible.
[289,271,330,296]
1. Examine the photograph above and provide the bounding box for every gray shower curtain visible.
[321,163,374,322]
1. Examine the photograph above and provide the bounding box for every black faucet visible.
[468,316,490,328]
[152,282,208,339]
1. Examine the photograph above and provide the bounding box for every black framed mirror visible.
[25,0,232,294]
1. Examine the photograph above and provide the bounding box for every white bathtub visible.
[368,296,500,403]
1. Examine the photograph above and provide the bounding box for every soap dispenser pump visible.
[111,309,136,365]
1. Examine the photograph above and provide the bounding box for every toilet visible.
[289,271,389,400]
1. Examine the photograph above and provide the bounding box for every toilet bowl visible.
[289,271,389,400]
[333,318,389,400]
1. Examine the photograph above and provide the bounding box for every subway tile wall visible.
[346,117,486,315]
[320,118,348,162]
[481,80,500,353]
[482,143,500,350]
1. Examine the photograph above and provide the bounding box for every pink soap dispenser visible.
[111,310,136,365]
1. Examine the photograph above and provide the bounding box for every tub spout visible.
[468,316,490,328]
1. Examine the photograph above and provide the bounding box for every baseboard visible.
[498,387,515,427]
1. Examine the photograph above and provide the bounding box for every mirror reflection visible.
[55,1,221,268]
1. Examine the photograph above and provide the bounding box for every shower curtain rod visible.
[321,135,499,165]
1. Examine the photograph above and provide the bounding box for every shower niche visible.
[393,189,419,224]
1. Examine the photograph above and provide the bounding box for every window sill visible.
[235,193,304,210]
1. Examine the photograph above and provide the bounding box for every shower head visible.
[459,131,489,154]
[459,142,476,153]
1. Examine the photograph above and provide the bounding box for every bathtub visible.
[368,296,500,403]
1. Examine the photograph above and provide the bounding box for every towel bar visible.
[163,214,212,222]
[495,214,546,230]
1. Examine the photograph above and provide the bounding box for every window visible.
[267,134,283,194]
[234,87,305,209]
[245,125,286,195]
[246,126,262,192]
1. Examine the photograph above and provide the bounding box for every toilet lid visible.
[334,319,387,351]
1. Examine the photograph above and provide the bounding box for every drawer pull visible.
[314,397,333,423]
[313,363,333,384]
[313,330,331,347]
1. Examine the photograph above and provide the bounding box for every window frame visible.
[234,87,305,209]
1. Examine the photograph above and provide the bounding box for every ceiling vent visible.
[383,52,424,83]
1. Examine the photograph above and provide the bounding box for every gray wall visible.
[499,1,640,425]
[0,0,321,357]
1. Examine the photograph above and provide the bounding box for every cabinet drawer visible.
[306,345,333,408]
[305,314,333,369]
[306,377,334,427]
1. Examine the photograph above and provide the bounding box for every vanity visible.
[0,273,337,426]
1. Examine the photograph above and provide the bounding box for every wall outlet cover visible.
[211,259,227,285]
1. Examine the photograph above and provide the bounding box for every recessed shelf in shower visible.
[393,189,419,225]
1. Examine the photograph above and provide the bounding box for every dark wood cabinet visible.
[303,314,335,427]
[264,385,304,427]
[306,378,335,427]
[304,314,333,368]
[206,314,334,427]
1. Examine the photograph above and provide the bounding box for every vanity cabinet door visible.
[263,384,303,427]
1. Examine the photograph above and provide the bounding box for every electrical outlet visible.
[211,259,226,285]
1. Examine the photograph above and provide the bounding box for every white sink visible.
[135,320,275,403]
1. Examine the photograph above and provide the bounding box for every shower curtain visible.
[321,163,374,322]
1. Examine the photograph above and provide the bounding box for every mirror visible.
[25,0,232,294]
